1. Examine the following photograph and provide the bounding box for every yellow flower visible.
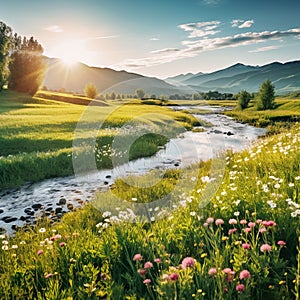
[279,280,286,285]
[200,253,207,258]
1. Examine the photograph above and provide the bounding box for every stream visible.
[0,105,266,234]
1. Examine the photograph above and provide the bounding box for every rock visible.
[24,208,34,215]
[0,227,6,234]
[67,203,74,211]
[32,203,42,210]
[105,175,112,179]
[2,216,18,223]
[226,131,234,136]
[213,129,222,134]
[11,225,20,231]
[104,181,109,185]
[0,209,4,214]
[55,207,62,214]
[45,207,53,212]
[174,163,180,167]
[19,216,27,221]
[58,198,66,205]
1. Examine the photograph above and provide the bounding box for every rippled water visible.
[0,105,266,234]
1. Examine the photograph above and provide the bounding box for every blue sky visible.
[1,0,300,77]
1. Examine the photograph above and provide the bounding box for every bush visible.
[84,83,97,99]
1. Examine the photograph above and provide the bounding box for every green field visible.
[0,90,199,189]
[0,122,299,299]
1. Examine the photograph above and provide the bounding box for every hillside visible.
[169,60,300,94]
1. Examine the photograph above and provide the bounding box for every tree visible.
[84,83,97,99]
[135,88,145,99]
[0,22,13,91]
[256,80,275,110]
[237,90,251,109]
[9,36,46,95]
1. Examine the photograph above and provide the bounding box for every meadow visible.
[0,90,199,189]
[0,120,299,299]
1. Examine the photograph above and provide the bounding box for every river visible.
[0,105,266,234]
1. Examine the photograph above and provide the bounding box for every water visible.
[0,105,265,234]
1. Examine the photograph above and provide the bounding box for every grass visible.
[225,98,300,130]
[0,90,200,189]
[0,123,299,299]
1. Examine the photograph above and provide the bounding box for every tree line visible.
[0,21,45,95]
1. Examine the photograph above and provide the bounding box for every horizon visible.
[1,0,300,78]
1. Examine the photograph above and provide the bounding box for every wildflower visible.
[234,211,240,217]
[240,219,247,225]
[260,244,272,252]
[2,245,8,250]
[242,243,251,250]
[133,254,143,261]
[259,227,267,233]
[256,219,262,224]
[0,234,5,239]
[20,241,26,245]
[102,211,111,218]
[169,273,179,281]
[50,234,61,241]
[201,253,207,258]
[229,219,237,225]
[72,232,80,237]
[131,197,137,202]
[182,257,196,269]
[206,217,214,224]
[37,249,44,255]
[208,268,217,276]
[262,220,276,227]
[154,258,161,263]
[203,222,209,227]
[162,274,169,281]
[39,228,46,233]
[143,279,151,284]
[45,273,53,278]
[222,268,232,274]
[248,222,255,228]
[144,261,153,269]
[215,219,224,226]
[243,227,251,233]
[138,269,147,276]
[236,283,245,292]
[190,211,196,216]
[239,270,251,280]
[59,242,66,247]
[11,245,18,249]
[277,240,286,246]
[228,228,237,235]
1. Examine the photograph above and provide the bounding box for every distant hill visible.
[43,58,191,96]
[43,58,300,96]
[168,61,300,94]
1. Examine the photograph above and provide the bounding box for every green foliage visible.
[237,90,251,109]
[256,80,275,110]
[0,22,13,90]
[84,83,98,99]
[8,37,46,95]
[136,88,145,99]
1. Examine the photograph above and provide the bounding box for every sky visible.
[1,0,300,78]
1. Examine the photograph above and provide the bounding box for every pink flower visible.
[37,249,43,255]
[248,222,255,228]
[59,242,66,247]
[229,218,237,225]
[242,243,251,250]
[206,217,214,224]
[226,271,235,282]
[138,269,147,276]
[133,254,143,261]
[239,270,251,280]
[45,273,53,278]
[262,220,276,227]
[143,279,151,284]
[208,268,217,276]
[169,273,179,281]
[144,261,153,269]
[154,258,161,263]
[259,227,267,234]
[50,234,61,241]
[243,227,251,233]
[240,219,247,225]
[162,274,169,281]
[222,268,232,274]
[215,219,224,226]
[260,244,272,252]
[228,228,237,235]
[277,240,286,246]
[236,283,245,292]
[182,257,196,269]
[203,222,209,227]
[256,219,262,224]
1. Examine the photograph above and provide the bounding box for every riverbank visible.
[0,91,199,190]
[0,122,299,299]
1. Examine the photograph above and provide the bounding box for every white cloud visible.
[119,27,300,69]
[178,21,220,38]
[231,19,254,29]
[202,0,221,6]
[90,35,120,40]
[44,25,63,33]
[150,37,160,41]
[249,45,280,53]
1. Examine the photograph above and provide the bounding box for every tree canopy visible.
[256,80,275,110]
[0,22,12,90]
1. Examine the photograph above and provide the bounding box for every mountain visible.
[168,61,300,94]
[43,58,191,96]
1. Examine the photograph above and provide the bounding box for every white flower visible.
[191,177,197,181]
[267,200,277,209]
[274,183,281,189]
[2,245,8,251]
[295,176,300,180]
[190,212,196,216]
[131,197,137,202]
[102,211,111,218]
[0,234,5,239]
[234,211,240,217]
[39,228,46,233]
[11,245,18,249]
[288,183,295,187]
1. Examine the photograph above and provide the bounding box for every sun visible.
[56,39,86,66]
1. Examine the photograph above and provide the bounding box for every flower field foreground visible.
[0,124,300,299]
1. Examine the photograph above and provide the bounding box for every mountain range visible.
[43,58,300,96]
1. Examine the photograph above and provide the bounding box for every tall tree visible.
[0,22,13,91]
[9,36,46,95]
[136,88,145,99]
[84,83,97,99]
[256,80,275,110]
[237,90,251,109]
